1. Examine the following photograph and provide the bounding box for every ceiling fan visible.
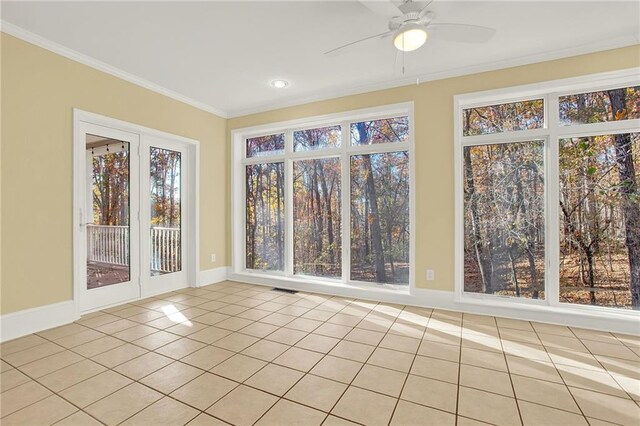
[325,0,496,55]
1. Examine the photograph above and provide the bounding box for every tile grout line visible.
[495,316,526,426]
[564,327,640,413]
[3,282,637,425]
[1,318,613,424]
[385,308,432,426]
[453,314,466,426]
[4,317,594,424]
[303,301,403,426]
[533,323,595,422]
[251,299,391,426]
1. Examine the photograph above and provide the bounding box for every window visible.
[350,151,410,284]
[234,105,413,289]
[245,162,284,271]
[559,133,639,308]
[293,157,341,278]
[463,99,544,136]
[559,86,640,125]
[462,141,545,299]
[457,72,640,312]
[246,133,285,158]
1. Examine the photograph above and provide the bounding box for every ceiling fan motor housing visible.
[389,10,434,31]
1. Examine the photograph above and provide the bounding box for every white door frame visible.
[73,109,200,315]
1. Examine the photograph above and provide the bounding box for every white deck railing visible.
[87,225,129,266]
[150,227,181,273]
[87,224,181,272]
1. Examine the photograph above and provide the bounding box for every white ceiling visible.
[2,1,639,117]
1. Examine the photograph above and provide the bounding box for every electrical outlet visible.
[426,269,435,281]
[211,254,216,263]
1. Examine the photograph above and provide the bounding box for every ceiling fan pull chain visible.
[402,48,405,75]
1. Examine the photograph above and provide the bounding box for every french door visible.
[141,135,189,297]
[78,122,189,312]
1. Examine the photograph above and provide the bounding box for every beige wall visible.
[2,30,638,315]
[228,45,640,292]
[1,34,228,314]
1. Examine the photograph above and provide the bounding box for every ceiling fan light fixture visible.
[393,23,428,52]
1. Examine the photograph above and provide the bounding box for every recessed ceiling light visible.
[270,79,289,89]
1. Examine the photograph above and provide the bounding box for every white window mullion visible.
[546,94,561,307]
[462,128,550,146]
[341,120,351,283]
[242,155,286,166]
[289,149,342,161]
[285,130,294,277]
[555,118,640,138]
[345,141,412,155]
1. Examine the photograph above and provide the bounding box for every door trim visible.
[73,109,200,316]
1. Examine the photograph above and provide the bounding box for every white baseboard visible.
[142,282,191,299]
[2,268,635,343]
[0,301,79,343]
[199,266,230,287]
[228,272,640,336]
[0,267,230,343]
[413,289,640,336]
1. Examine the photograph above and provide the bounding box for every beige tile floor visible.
[1,281,639,426]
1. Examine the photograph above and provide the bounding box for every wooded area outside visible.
[89,143,183,279]
[294,125,340,152]
[351,151,410,284]
[294,157,342,277]
[463,99,544,136]
[92,143,130,226]
[244,116,411,286]
[150,147,181,228]
[559,133,639,308]
[559,86,640,125]
[91,144,182,229]
[351,116,409,145]
[89,139,131,287]
[245,161,285,271]
[149,147,182,274]
[247,133,285,158]
[463,141,546,299]
[462,86,639,309]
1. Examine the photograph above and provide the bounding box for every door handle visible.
[79,208,92,227]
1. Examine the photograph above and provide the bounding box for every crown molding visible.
[0,21,230,119]
[225,35,639,118]
[2,20,637,121]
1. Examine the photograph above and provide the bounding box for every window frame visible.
[454,67,640,313]
[231,102,415,293]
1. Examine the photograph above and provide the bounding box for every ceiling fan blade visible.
[324,31,393,55]
[427,23,496,43]
[418,1,435,19]
[359,0,402,18]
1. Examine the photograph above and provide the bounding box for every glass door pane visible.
[150,147,182,275]
[86,135,130,289]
